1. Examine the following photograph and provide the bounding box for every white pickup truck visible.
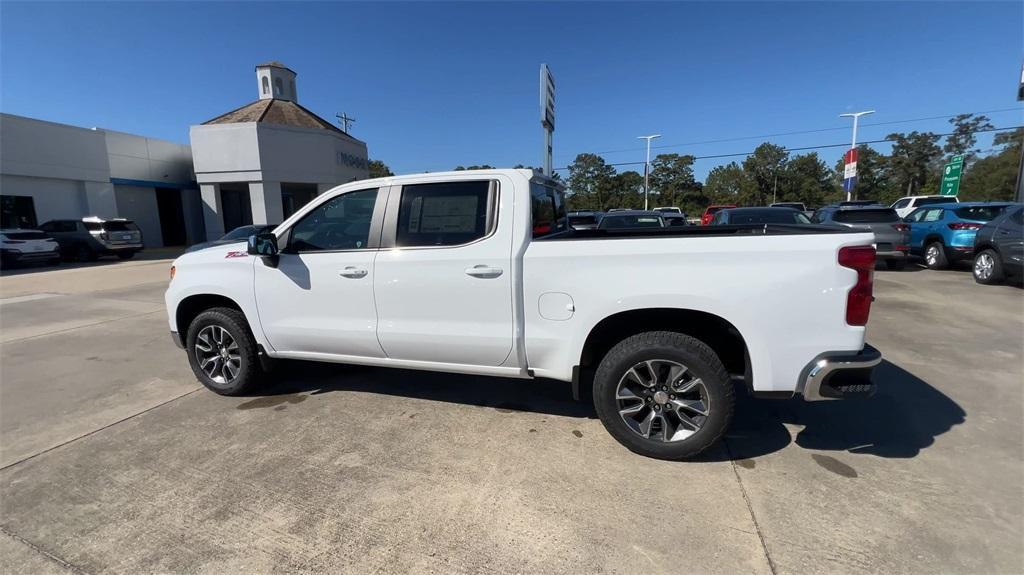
[165,169,881,460]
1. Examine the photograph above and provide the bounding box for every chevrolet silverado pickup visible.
[165,169,881,460]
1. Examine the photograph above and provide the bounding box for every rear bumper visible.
[99,243,143,253]
[875,250,907,260]
[1,249,60,262]
[801,344,882,401]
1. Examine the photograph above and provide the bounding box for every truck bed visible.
[541,223,858,241]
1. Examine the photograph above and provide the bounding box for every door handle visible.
[465,265,503,278]
[339,266,368,278]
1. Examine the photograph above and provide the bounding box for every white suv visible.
[891,195,958,219]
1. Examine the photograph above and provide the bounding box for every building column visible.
[200,183,224,240]
[316,182,335,196]
[84,181,118,218]
[249,181,284,225]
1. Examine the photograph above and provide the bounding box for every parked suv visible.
[972,204,1023,284]
[905,202,1014,270]
[39,217,143,261]
[0,229,61,267]
[812,206,909,270]
[891,195,958,219]
[700,204,736,225]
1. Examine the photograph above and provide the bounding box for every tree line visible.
[367,113,1021,214]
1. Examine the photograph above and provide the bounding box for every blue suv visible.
[904,202,1014,269]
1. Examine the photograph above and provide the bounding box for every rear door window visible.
[532,183,568,238]
[397,181,494,247]
[922,209,943,222]
[833,209,899,224]
[953,206,1008,222]
[102,221,140,232]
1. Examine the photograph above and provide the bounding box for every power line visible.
[566,107,1024,159]
[552,124,1023,172]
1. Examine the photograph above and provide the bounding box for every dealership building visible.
[0,62,369,247]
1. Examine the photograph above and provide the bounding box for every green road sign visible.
[940,155,964,196]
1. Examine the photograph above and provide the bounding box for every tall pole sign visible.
[842,148,858,198]
[839,110,874,201]
[540,64,555,177]
[940,154,965,197]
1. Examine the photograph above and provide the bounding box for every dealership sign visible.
[842,148,858,192]
[539,64,555,176]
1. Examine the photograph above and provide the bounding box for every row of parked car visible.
[0,216,144,268]
[569,195,1023,286]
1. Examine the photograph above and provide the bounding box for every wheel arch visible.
[174,293,244,347]
[576,308,752,397]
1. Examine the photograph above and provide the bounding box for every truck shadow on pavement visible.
[256,358,963,460]
[713,359,966,461]
[256,361,596,418]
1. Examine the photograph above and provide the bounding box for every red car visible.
[701,205,737,225]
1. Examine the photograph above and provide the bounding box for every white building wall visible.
[114,185,164,248]
[105,130,193,184]
[0,174,89,223]
[0,114,111,183]
[256,124,368,185]
[190,124,262,179]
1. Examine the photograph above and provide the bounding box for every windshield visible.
[834,209,899,224]
[729,210,811,224]
[599,215,664,229]
[954,206,1008,222]
[101,221,139,232]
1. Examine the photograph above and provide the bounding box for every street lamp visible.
[637,134,661,210]
[839,110,875,202]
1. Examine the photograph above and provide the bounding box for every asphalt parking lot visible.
[1,256,1021,574]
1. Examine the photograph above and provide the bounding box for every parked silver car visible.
[972,204,1023,285]
[812,206,909,270]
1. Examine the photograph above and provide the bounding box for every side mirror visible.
[247,232,279,257]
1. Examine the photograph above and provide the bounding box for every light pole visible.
[637,134,661,210]
[839,110,875,202]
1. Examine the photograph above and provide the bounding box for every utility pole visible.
[637,134,661,210]
[839,110,874,202]
[336,112,356,133]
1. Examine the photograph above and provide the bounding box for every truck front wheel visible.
[593,331,734,460]
[185,307,262,396]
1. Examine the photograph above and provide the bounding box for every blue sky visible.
[2,1,1021,179]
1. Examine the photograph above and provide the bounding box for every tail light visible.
[891,223,909,232]
[948,222,982,231]
[838,245,875,326]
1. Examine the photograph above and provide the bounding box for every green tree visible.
[886,131,942,196]
[611,170,644,209]
[832,145,891,204]
[368,159,393,178]
[741,143,789,205]
[648,153,704,211]
[944,113,994,163]
[959,128,1023,201]
[782,152,837,207]
[705,162,757,206]
[454,165,496,171]
[566,153,616,211]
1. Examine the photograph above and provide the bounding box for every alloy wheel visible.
[194,325,241,385]
[925,245,939,267]
[616,359,709,443]
[975,253,994,280]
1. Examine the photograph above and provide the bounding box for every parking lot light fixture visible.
[839,110,875,202]
[638,134,662,210]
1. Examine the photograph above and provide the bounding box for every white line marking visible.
[0,293,64,306]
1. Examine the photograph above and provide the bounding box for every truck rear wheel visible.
[593,331,734,460]
[185,307,262,396]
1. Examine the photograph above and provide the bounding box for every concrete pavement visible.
[0,258,1021,573]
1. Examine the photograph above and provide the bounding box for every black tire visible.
[924,241,948,270]
[886,259,907,271]
[116,251,135,260]
[593,331,734,460]
[973,248,1004,285]
[76,244,98,262]
[185,307,262,396]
